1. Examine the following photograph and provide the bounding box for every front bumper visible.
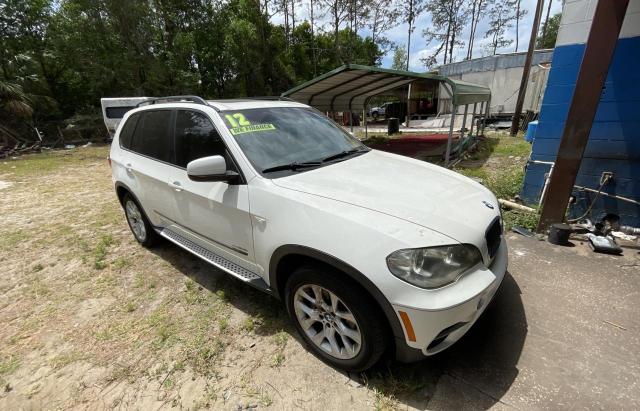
[393,238,508,359]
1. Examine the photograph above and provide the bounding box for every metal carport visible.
[281,64,492,166]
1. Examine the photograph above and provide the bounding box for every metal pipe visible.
[349,100,353,132]
[406,83,412,128]
[573,185,640,206]
[461,104,468,136]
[539,163,555,206]
[364,97,370,139]
[445,105,457,167]
[469,102,477,137]
[481,98,490,135]
[349,110,353,132]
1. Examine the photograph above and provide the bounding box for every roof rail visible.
[135,95,208,108]
[249,96,295,102]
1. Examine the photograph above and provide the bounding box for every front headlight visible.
[386,244,482,289]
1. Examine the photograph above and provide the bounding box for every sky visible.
[274,0,563,71]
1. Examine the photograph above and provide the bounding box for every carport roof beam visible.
[282,64,490,112]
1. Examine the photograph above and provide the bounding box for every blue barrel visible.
[525,120,538,142]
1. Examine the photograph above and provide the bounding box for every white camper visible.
[100,97,149,137]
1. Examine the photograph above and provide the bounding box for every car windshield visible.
[221,107,368,175]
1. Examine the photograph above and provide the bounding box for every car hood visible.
[272,150,500,244]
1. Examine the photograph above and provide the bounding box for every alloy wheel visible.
[125,200,147,242]
[293,284,362,360]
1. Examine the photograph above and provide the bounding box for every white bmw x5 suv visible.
[108,95,507,371]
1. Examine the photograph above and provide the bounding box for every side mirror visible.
[186,155,239,183]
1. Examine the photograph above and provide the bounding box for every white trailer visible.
[100,97,149,137]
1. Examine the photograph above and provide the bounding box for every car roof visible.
[206,99,309,111]
[129,99,309,113]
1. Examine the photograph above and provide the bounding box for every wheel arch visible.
[269,245,405,344]
[114,181,134,205]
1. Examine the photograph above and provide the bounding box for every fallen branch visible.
[499,199,537,213]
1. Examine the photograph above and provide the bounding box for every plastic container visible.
[524,120,538,143]
[548,223,571,245]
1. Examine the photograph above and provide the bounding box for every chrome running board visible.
[160,228,272,294]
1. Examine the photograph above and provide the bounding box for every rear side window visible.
[174,110,226,168]
[131,110,172,163]
[118,113,139,149]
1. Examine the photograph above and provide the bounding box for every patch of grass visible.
[502,209,540,231]
[113,257,131,270]
[361,134,392,146]
[373,388,398,411]
[92,234,114,270]
[50,351,87,370]
[105,364,134,384]
[242,316,262,333]
[184,279,206,304]
[28,278,51,298]
[218,317,229,331]
[0,230,28,251]
[485,166,525,200]
[132,273,145,288]
[32,263,44,272]
[214,289,226,301]
[93,317,137,342]
[0,355,20,375]
[491,133,531,157]
[457,165,525,202]
[0,146,110,180]
[271,352,285,367]
[455,167,488,181]
[271,331,288,367]
[147,310,177,349]
[122,300,137,313]
[244,385,274,407]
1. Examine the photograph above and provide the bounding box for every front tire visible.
[285,265,387,372]
[122,193,159,247]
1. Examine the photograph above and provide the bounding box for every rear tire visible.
[285,265,387,372]
[122,193,159,248]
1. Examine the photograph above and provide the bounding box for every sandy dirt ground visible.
[0,146,429,410]
[1,145,639,410]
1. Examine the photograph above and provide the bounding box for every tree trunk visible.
[515,0,521,52]
[310,0,317,75]
[542,0,553,40]
[467,2,476,59]
[334,1,340,62]
[406,0,413,70]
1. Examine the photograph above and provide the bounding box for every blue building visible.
[522,0,640,227]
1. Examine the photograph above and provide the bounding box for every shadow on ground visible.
[152,242,527,409]
[364,272,527,409]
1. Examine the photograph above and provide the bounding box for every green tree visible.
[484,0,515,55]
[537,13,561,49]
[391,45,408,70]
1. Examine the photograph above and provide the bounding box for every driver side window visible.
[174,110,227,168]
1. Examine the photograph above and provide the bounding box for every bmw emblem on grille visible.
[482,200,495,209]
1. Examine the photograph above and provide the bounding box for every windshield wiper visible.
[262,161,322,173]
[321,147,369,163]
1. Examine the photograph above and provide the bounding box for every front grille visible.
[485,218,502,259]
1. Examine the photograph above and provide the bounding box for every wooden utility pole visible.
[509,0,544,136]
[537,0,629,231]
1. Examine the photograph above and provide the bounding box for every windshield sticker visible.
[229,123,276,135]
[225,113,251,128]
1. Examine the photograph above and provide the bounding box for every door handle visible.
[169,181,183,192]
